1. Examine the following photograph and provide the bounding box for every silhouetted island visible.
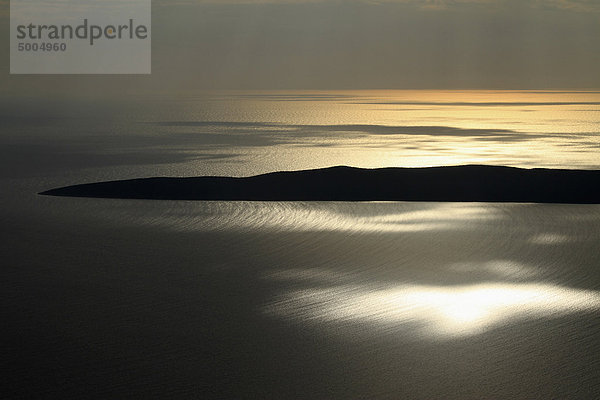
[40,165,600,204]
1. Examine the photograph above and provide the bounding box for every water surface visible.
[2,90,600,398]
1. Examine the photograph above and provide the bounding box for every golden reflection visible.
[155,202,497,233]
[145,202,497,233]
[264,281,600,338]
[530,233,570,245]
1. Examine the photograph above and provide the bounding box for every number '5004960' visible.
[18,43,67,51]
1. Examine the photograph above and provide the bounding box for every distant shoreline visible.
[40,165,600,204]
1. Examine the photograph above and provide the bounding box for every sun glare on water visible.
[264,278,600,338]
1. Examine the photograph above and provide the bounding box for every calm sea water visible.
[2,91,600,398]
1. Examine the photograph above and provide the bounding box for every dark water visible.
[2,91,600,398]
[3,180,600,399]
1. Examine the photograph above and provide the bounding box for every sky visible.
[1,0,599,93]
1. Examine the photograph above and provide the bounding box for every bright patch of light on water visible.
[264,281,600,338]
[138,202,498,233]
[530,233,571,245]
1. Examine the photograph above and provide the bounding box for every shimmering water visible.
[1,90,599,182]
[2,91,600,398]
[3,196,600,398]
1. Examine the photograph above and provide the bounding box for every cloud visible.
[535,0,600,12]
[151,121,558,144]
[154,0,600,12]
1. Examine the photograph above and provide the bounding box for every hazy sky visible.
[1,0,599,93]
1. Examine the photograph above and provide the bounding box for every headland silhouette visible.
[40,165,600,204]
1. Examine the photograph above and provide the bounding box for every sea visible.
[2,90,600,399]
